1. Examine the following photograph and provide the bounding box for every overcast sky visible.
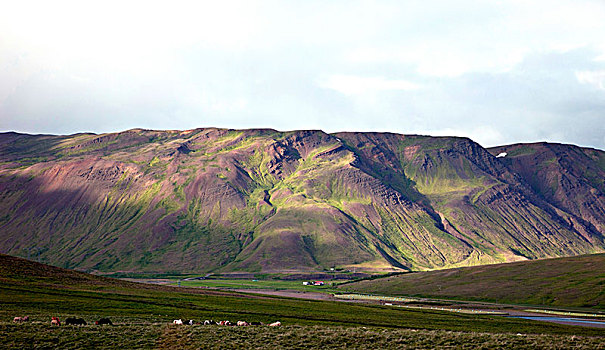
[1,1,605,149]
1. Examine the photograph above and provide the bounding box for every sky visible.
[1,0,605,149]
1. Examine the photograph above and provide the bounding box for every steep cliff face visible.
[0,129,603,273]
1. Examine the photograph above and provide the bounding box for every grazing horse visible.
[186,320,195,325]
[51,317,61,326]
[250,321,263,326]
[268,321,281,327]
[95,318,113,325]
[173,319,183,325]
[236,321,249,326]
[203,320,216,325]
[218,320,232,326]
[13,316,29,323]
[65,317,87,325]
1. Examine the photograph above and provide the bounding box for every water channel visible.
[508,316,605,328]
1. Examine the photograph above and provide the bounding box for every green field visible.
[1,254,604,349]
[339,254,605,309]
[174,278,339,293]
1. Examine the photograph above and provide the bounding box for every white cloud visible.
[318,75,421,95]
[344,1,605,77]
[576,70,605,90]
[346,46,528,78]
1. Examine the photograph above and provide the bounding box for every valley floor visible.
[199,288,605,329]
[2,254,604,349]
[140,277,605,329]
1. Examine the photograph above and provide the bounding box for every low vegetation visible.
[339,254,605,309]
[2,323,603,349]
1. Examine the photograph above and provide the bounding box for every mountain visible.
[0,128,603,273]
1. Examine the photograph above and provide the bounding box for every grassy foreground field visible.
[339,254,605,309]
[2,323,604,349]
[1,254,604,349]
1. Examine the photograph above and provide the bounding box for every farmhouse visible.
[302,281,324,286]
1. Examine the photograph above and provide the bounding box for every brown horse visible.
[95,318,113,325]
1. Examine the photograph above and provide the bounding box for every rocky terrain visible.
[0,128,603,273]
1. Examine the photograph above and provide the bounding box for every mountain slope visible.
[336,133,604,262]
[488,143,605,240]
[0,128,603,273]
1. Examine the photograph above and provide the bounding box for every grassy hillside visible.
[339,254,605,309]
[1,129,604,274]
[1,254,604,349]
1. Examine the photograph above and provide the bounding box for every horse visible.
[95,318,113,325]
[65,317,87,325]
[51,317,61,326]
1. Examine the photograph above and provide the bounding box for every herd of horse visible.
[14,316,113,326]
[173,319,281,327]
[13,316,280,327]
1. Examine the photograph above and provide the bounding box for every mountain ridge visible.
[0,128,603,273]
